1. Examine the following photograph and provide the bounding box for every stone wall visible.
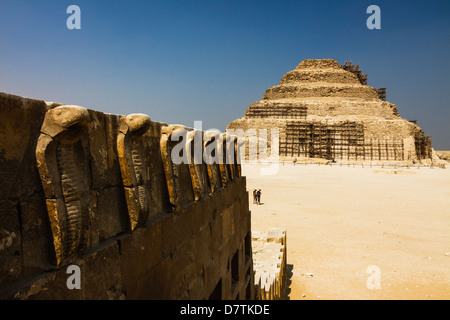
[252,229,287,300]
[0,91,253,300]
[227,118,428,162]
[244,99,400,120]
[435,151,450,162]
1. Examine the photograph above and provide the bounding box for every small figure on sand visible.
[256,189,262,205]
[253,189,257,204]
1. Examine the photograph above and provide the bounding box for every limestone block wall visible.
[0,91,253,300]
[228,118,431,162]
[252,229,287,300]
[262,84,380,100]
[244,99,400,120]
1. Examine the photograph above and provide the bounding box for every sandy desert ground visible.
[243,162,450,300]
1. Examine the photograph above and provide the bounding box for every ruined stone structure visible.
[227,59,434,162]
[0,91,254,300]
[252,229,287,300]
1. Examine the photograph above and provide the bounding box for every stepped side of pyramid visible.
[227,59,435,163]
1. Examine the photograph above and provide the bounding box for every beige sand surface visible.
[243,163,450,300]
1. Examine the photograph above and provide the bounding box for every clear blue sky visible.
[1,0,449,149]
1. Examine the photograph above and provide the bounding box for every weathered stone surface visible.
[252,228,287,300]
[186,130,211,201]
[19,197,54,277]
[117,113,152,230]
[96,187,128,241]
[9,240,123,300]
[0,202,22,287]
[0,92,53,289]
[135,257,173,300]
[87,110,122,190]
[119,218,163,296]
[218,133,231,187]
[171,238,200,299]
[435,151,450,162]
[124,113,151,133]
[204,131,223,193]
[142,121,171,219]
[48,105,89,130]
[162,210,194,257]
[0,93,46,195]
[36,105,93,267]
[160,125,195,210]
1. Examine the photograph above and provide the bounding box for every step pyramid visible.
[227,59,433,162]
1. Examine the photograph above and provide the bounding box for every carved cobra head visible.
[124,113,151,138]
[43,105,89,144]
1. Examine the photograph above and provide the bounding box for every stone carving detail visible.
[218,133,231,187]
[186,130,211,201]
[36,106,91,267]
[160,125,193,210]
[117,114,151,231]
[229,135,242,179]
[236,137,245,178]
[225,134,241,181]
[161,127,241,210]
[203,131,223,193]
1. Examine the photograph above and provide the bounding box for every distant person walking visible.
[256,189,262,205]
[253,189,257,204]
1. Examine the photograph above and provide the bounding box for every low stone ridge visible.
[252,228,287,300]
[435,151,450,162]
